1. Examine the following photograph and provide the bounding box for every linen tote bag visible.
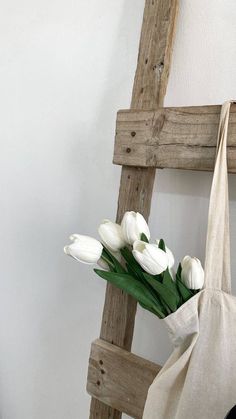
[143,101,236,419]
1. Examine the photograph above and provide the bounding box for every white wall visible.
[1,0,236,418]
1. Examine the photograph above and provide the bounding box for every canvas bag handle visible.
[204,101,234,293]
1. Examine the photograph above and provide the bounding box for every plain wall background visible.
[1,0,236,418]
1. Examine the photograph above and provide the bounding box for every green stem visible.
[101,254,115,270]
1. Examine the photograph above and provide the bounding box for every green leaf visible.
[176,278,194,303]
[102,247,126,274]
[125,262,139,278]
[120,247,168,314]
[152,273,164,283]
[101,250,115,272]
[143,273,178,312]
[158,239,166,252]
[140,233,149,243]
[176,263,182,279]
[157,296,172,315]
[139,301,164,317]
[120,247,144,279]
[94,269,165,318]
[175,263,194,304]
[163,269,180,306]
[142,272,163,285]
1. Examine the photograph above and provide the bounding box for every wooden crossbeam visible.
[113,104,236,171]
[87,339,161,419]
[88,1,179,417]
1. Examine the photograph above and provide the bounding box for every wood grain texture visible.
[131,0,179,109]
[114,104,236,172]
[89,0,179,417]
[100,0,179,349]
[87,339,161,419]
[89,400,121,419]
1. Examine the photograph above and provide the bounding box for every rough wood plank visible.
[89,0,179,417]
[89,400,121,419]
[100,0,179,351]
[87,339,161,419]
[113,104,236,171]
[131,0,179,109]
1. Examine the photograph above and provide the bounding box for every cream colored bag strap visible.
[204,101,233,293]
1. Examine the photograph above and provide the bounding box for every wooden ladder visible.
[86,1,236,418]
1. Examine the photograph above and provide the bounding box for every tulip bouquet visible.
[64,211,204,319]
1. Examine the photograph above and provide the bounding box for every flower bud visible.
[132,240,168,275]
[156,239,175,269]
[64,234,103,264]
[98,219,126,251]
[181,255,204,290]
[121,211,150,245]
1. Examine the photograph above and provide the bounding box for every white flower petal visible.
[132,241,168,275]
[155,239,175,268]
[64,235,103,264]
[98,220,125,251]
[121,211,150,245]
[181,255,204,290]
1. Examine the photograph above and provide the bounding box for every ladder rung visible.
[87,338,161,418]
[113,104,236,172]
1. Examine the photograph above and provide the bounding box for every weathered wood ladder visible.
[86,1,236,418]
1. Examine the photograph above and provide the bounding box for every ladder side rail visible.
[89,1,179,417]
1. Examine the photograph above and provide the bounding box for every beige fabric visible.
[143,101,236,419]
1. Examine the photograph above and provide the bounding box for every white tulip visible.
[132,240,169,275]
[98,219,126,251]
[121,211,150,245]
[156,239,175,269]
[181,255,204,290]
[64,234,103,264]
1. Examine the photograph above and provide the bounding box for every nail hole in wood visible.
[99,360,103,366]
[126,147,131,153]
[131,131,136,137]
[96,380,101,386]
[101,369,105,375]
[145,58,148,64]
[140,87,144,94]
[158,62,164,73]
